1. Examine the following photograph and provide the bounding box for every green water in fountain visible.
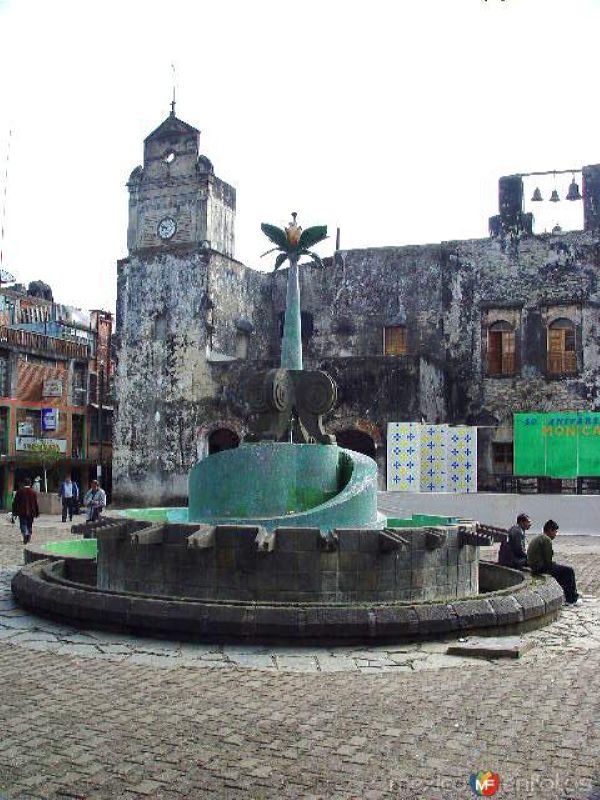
[40,539,98,558]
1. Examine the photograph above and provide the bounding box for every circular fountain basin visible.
[11,445,565,642]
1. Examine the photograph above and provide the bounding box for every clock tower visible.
[126,107,236,257]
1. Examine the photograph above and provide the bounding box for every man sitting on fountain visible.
[498,512,530,570]
[83,480,107,523]
[527,519,581,606]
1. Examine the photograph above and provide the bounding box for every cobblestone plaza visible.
[0,505,599,799]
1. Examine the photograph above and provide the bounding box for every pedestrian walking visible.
[58,475,79,522]
[12,478,40,544]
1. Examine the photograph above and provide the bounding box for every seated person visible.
[527,519,581,606]
[498,512,530,569]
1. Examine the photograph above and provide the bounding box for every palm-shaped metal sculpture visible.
[261,212,327,271]
[261,213,327,371]
[245,214,336,444]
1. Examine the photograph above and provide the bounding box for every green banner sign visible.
[514,412,600,477]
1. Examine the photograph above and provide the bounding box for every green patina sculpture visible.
[245,214,336,444]
[261,212,327,370]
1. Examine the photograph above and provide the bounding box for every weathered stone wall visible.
[264,230,600,486]
[444,232,600,419]
[206,176,236,258]
[96,523,478,603]
[113,248,269,506]
[272,245,445,363]
[117,180,600,499]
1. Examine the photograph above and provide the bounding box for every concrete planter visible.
[36,493,62,515]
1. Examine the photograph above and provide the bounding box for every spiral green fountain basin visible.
[120,443,381,532]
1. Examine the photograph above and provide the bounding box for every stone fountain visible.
[12,216,564,639]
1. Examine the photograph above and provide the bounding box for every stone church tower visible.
[113,109,268,506]
[126,108,235,257]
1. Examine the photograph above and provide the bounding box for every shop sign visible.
[15,436,67,454]
[41,407,59,432]
[43,378,63,397]
[514,411,600,477]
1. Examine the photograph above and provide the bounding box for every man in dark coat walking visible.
[12,478,40,544]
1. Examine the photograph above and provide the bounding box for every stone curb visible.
[11,559,564,642]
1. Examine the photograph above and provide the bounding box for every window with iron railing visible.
[89,373,98,404]
[71,365,87,406]
[0,407,8,455]
[71,413,85,458]
[0,352,10,396]
[487,321,516,376]
[89,409,112,444]
[547,318,577,375]
[383,325,407,356]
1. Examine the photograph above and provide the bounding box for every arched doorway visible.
[335,429,376,459]
[208,428,240,455]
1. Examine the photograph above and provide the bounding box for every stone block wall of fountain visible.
[94,520,478,603]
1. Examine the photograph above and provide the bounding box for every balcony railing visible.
[0,325,89,359]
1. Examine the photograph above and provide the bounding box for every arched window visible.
[208,428,240,455]
[383,325,407,356]
[547,318,576,375]
[487,320,515,376]
[335,429,376,459]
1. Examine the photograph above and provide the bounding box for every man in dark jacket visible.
[12,478,40,544]
[498,512,530,569]
[527,519,580,605]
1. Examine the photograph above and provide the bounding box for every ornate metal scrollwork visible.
[245,368,337,444]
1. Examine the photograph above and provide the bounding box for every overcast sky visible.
[0,0,598,316]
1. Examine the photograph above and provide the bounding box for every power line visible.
[0,128,11,272]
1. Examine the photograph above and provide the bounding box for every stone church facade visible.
[114,109,600,506]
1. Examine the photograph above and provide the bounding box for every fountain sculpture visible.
[12,216,564,639]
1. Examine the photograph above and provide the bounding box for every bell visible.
[531,187,543,202]
[566,177,582,201]
[549,189,560,202]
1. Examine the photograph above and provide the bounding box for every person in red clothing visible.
[12,478,40,544]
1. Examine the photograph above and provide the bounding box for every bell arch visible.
[208,428,240,455]
[335,428,376,460]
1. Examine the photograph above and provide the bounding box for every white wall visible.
[378,491,600,536]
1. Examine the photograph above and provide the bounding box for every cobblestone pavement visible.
[0,516,599,798]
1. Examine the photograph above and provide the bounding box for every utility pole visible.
[97,363,103,481]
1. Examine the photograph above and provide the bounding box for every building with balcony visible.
[0,286,113,507]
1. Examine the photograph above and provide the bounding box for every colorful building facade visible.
[0,288,113,507]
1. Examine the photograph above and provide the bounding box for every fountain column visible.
[280,252,302,370]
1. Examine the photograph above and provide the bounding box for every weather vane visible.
[170,62,177,116]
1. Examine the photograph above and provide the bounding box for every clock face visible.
[157,217,177,240]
